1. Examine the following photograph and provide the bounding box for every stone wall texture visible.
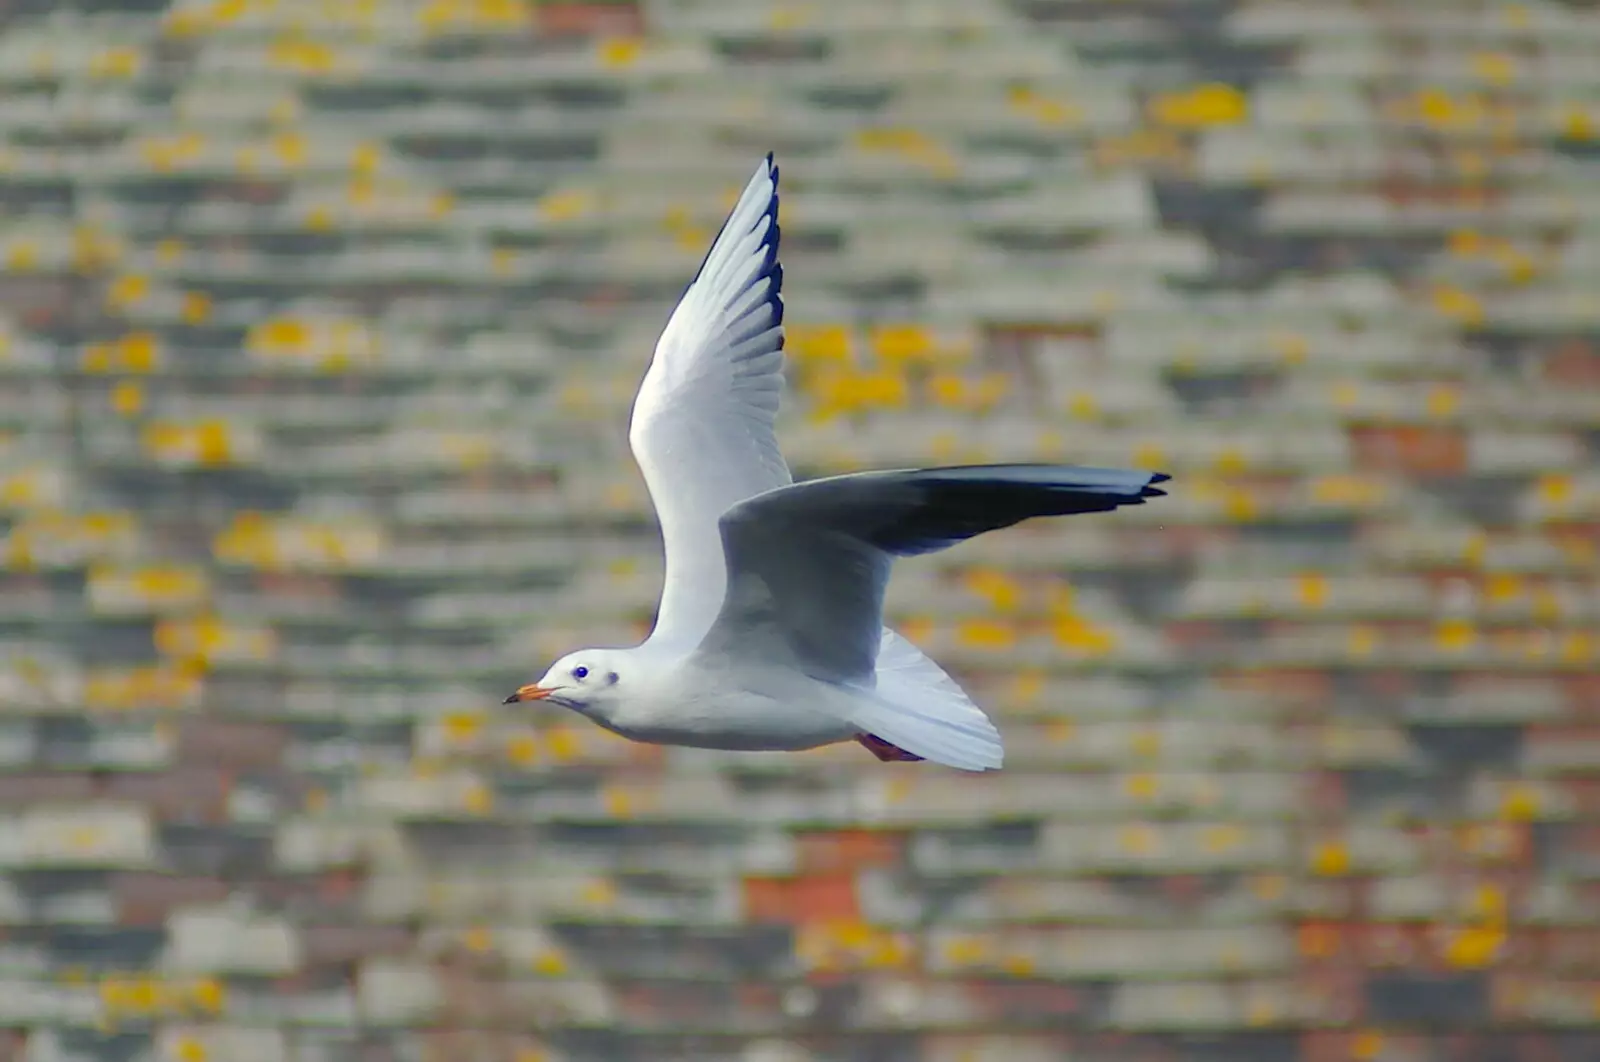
[1,1,1598,1060]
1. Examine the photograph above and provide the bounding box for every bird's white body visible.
[576,653,861,752]
[511,156,1169,771]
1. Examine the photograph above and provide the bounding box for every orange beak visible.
[503,684,554,704]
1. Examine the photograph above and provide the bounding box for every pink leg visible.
[855,733,925,762]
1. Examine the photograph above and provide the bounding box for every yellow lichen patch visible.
[181,292,212,324]
[83,333,162,374]
[142,420,238,468]
[1309,840,1350,876]
[795,921,913,972]
[1296,574,1329,609]
[806,369,909,419]
[787,323,853,365]
[1406,89,1488,131]
[84,664,204,710]
[245,315,378,370]
[1434,619,1479,653]
[536,189,596,222]
[869,324,935,366]
[101,976,226,1022]
[853,128,958,176]
[1309,475,1386,508]
[1431,284,1485,325]
[105,274,151,310]
[72,227,124,272]
[420,0,529,32]
[1008,85,1084,127]
[927,372,1009,412]
[957,619,1017,650]
[597,37,643,68]
[153,616,277,665]
[962,569,1023,613]
[1149,83,1248,127]
[1053,616,1116,656]
[1440,925,1504,969]
[267,36,340,75]
[138,133,205,173]
[5,239,39,271]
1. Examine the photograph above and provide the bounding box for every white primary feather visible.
[629,154,791,653]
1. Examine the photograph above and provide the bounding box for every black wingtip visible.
[683,155,783,291]
[761,153,782,262]
[762,164,783,314]
[766,211,781,260]
[1141,486,1167,499]
[1150,472,1172,484]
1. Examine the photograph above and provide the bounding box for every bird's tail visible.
[842,464,1169,769]
[855,629,1004,771]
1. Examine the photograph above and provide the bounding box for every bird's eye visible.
[607,672,619,685]
[572,665,589,680]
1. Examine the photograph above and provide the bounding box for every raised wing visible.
[630,154,791,652]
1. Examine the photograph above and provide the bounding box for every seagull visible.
[504,155,1169,770]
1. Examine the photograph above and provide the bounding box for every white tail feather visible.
[854,630,1004,771]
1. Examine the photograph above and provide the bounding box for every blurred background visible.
[1,0,1598,1060]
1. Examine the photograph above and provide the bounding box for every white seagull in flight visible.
[505,155,1169,770]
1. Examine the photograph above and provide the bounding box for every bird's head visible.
[504,648,627,715]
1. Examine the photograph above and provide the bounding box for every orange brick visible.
[796,829,903,873]
[1349,425,1467,475]
[539,3,642,35]
[1298,921,1346,960]
[743,874,859,923]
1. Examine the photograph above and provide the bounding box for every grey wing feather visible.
[699,479,903,682]
[698,463,1170,684]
